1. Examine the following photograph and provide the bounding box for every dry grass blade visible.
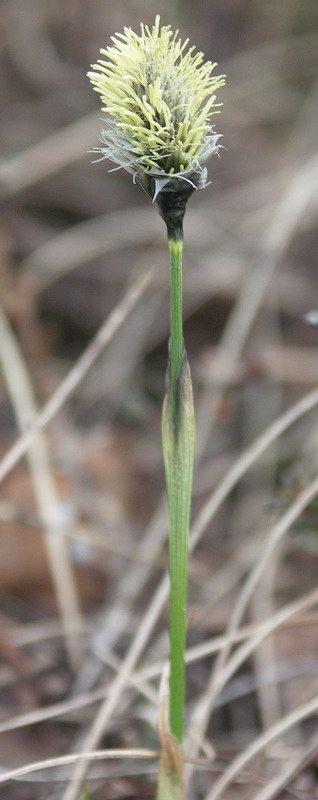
[203,587,318,731]
[2,6,318,797]
[204,693,318,800]
[189,384,318,555]
[1,594,317,737]
[196,149,318,453]
[61,402,318,797]
[186,474,318,774]
[0,268,152,487]
[72,496,168,696]
[0,336,317,793]
[185,589,318,786]
[0,302,83,668]
[250,733,318,800]
[0,749,158,785]
[220,471,318,669]
[60,576,169,800]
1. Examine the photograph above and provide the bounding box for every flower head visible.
[87,16,225,198]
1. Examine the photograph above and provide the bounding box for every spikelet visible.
[87,15,225,188]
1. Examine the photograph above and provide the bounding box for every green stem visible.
[168,234,186,742]
[161,231,196,745]
[169,237,184,422]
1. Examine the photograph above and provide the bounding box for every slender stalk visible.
[161,204,196,748]
[167,234,187,742]
[168,237,184,414]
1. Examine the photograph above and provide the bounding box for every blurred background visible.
[1,1,318,798]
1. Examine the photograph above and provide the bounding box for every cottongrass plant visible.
[88,16,225,798]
